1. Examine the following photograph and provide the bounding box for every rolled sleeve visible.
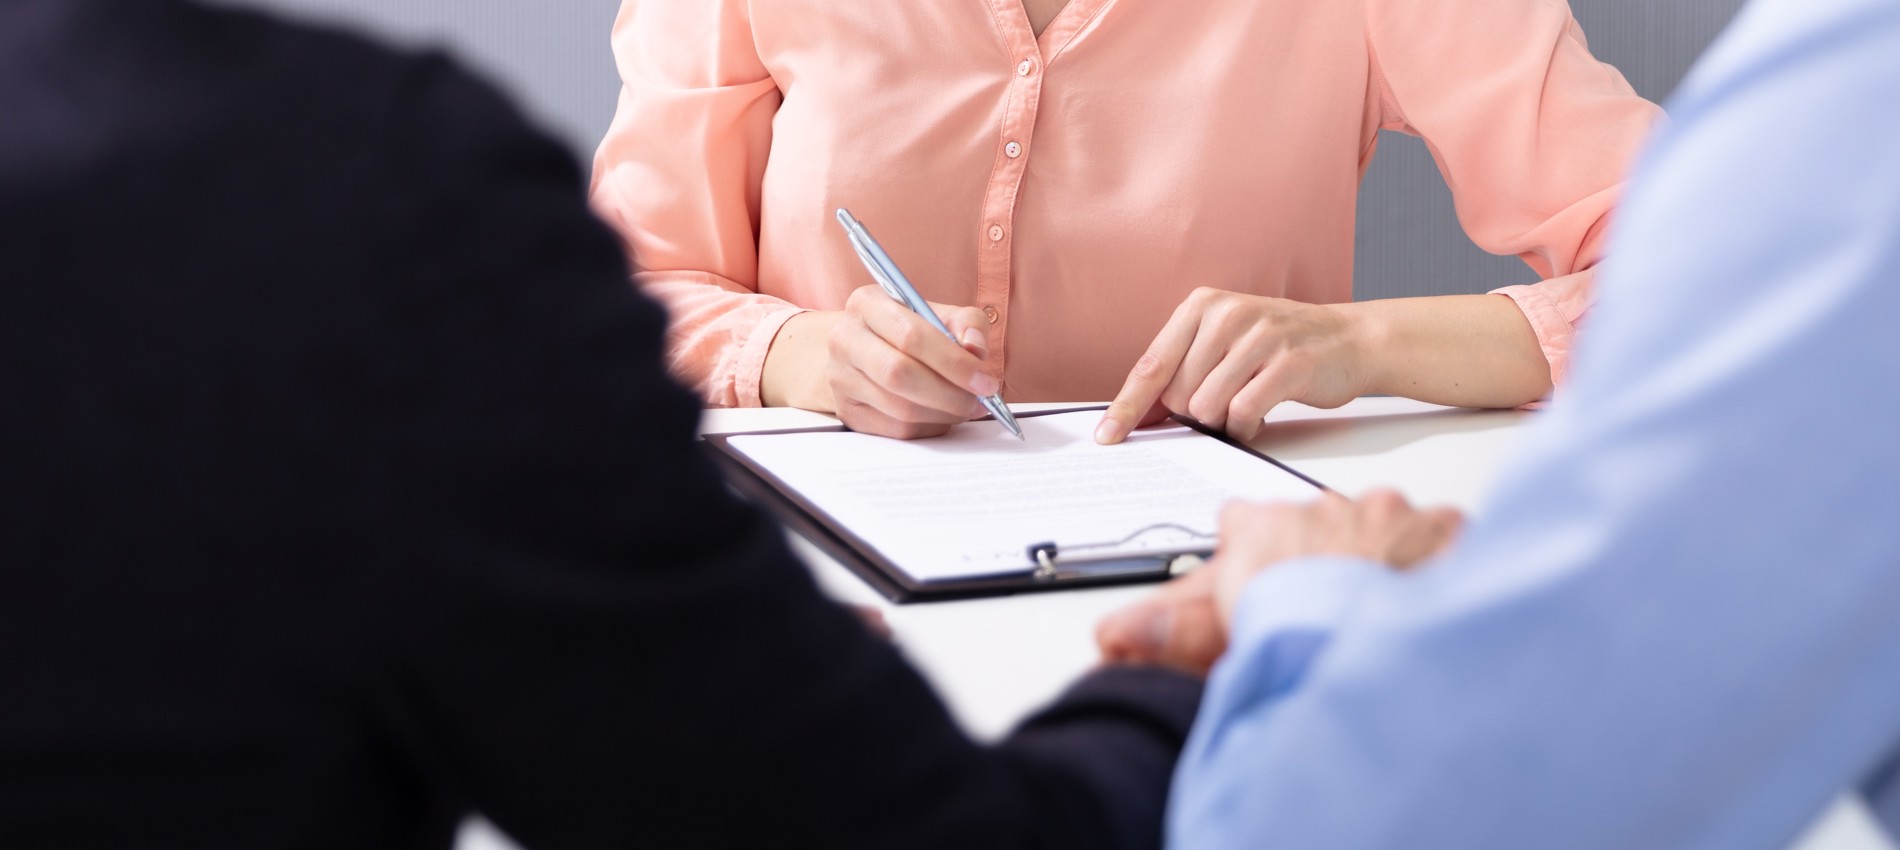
[1493,267,1594,390]
[634,270,805,408]
[732,305,806,408]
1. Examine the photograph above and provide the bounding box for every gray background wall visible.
[216,0,1746,300]
[1357,0,1748,297]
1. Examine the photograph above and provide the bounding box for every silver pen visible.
[835,208,1024,440]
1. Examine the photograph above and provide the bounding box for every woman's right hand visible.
[763,285,998,440]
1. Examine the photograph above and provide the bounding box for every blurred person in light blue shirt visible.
[1095,0,1900,845]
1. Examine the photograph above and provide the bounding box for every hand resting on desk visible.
[1092,290,1558,446]
[1096,490,1463,674]
[1095,289,1367,445]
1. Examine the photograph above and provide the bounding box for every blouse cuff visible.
[1491,273,1587,392]
[732,306,808,408]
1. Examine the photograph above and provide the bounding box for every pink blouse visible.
[590,0,1661,407]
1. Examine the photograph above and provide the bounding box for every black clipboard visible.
[702,405,1330,603]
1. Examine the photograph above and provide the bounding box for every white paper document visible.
[726,410,1322,583]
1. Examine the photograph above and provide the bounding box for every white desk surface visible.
[455,398,1891,850]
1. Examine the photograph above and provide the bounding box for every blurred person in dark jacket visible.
[0,1,1200,848]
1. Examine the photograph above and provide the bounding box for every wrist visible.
[1328,301,1390,398]
[761,311,841,411]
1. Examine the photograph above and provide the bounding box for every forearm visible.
[1342,294,1553,408]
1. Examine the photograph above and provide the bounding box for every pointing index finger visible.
[1096,308,1201,444]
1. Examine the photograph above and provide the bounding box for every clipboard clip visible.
[1025,522,1212,582]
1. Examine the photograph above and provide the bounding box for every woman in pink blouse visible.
[590,0,1661,442]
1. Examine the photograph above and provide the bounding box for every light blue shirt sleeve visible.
[1170,0,1900,847]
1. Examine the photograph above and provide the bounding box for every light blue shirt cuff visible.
[1228,556,1395,650]
[1189,557,1398,752]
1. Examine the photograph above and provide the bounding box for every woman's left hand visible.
[1095,288,1370,444]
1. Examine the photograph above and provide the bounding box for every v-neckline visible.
[1025,0,1071,39]
[1002,0,1109,63]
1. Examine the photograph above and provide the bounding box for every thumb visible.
[935,303,991,362]
[932,302,989,351]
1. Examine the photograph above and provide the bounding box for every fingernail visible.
[960,328,989,357]
[1094,418,1122,445]
[969,372,1000,396]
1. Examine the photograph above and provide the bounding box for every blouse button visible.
[988,224,1005,242]
[1017,59,1035,76]
[983,305,1000,324]
[1005,141,1022,158]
